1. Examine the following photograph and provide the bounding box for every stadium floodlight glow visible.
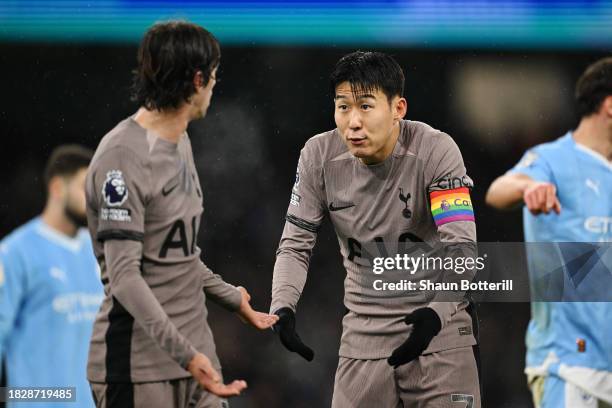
[1,0,612,48]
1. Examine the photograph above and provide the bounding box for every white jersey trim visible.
[36,222,84,253]
[574,142,612,172]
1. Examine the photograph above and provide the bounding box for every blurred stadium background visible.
[1,1,610,407]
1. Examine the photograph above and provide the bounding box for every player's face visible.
[62,167,88,227]
[334,82,406,164]
[191,67,218,120]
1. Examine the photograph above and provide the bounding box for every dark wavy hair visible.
[576,57,612,118]
[44,144,93,187]
[131,21,221,111]
[330,51,405,102]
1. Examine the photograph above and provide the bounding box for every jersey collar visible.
[35,218,84,252]
[570,132,612,172]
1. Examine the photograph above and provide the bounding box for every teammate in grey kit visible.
[86,21,278,408]
[271,52,481,407]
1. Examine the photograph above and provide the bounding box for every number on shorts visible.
[451,394,474,408]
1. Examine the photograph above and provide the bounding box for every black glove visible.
[273,307,314,361]
[387,307,441,368]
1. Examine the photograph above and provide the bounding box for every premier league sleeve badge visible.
[102,170,129,206]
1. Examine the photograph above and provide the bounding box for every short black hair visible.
[44,144,93,186]
[575,57,612,118]
[131,20,221,111]
[330,51,405,102]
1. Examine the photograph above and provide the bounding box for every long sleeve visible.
[270,143,325,314]
[198,260,242,312]
[271,223,318,313]
[91,146,197,368]
[424,133,477,329]
[104,239,197,368]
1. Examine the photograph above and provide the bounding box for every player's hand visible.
[236,286,279,329]
[187,352,247,397]
[523,181,562,215]
[273,307,314,361]
[388,307,442,368]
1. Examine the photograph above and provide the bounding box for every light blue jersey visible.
[0,217,103,408]
[509,132,612,386]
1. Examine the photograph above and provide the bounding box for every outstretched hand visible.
[236,286,279,329]
[187,352,247,397]
[523,181,562,215]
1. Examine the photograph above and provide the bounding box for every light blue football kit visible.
[509,132,612,407]
[0,217,103,408]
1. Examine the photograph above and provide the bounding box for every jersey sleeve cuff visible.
[285,214,320,233]
[97,229,145,242]
[225,286,243,312]
[428,302,459,330]
[180,344,198,370]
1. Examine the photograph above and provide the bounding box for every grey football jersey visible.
[271,120,477,359]
[86,116,241,383]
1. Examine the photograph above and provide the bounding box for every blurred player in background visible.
[0,145,103,408]
[86,21,277,408]
[486,58,612,407]
[270,51,480,407]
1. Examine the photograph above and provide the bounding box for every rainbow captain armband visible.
[430,187,475,227]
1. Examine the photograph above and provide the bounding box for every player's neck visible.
[573,117,612,162]
[134,106,191,143]
[379,121,401,162]
[41,204,78,238]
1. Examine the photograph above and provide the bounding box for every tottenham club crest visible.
[398,188,412,219]
[102,170,128,206]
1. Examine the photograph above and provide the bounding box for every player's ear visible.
[393,96,407,121]
[47,175,65,200]
[602,95,612,118]
[193,71,204,90]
